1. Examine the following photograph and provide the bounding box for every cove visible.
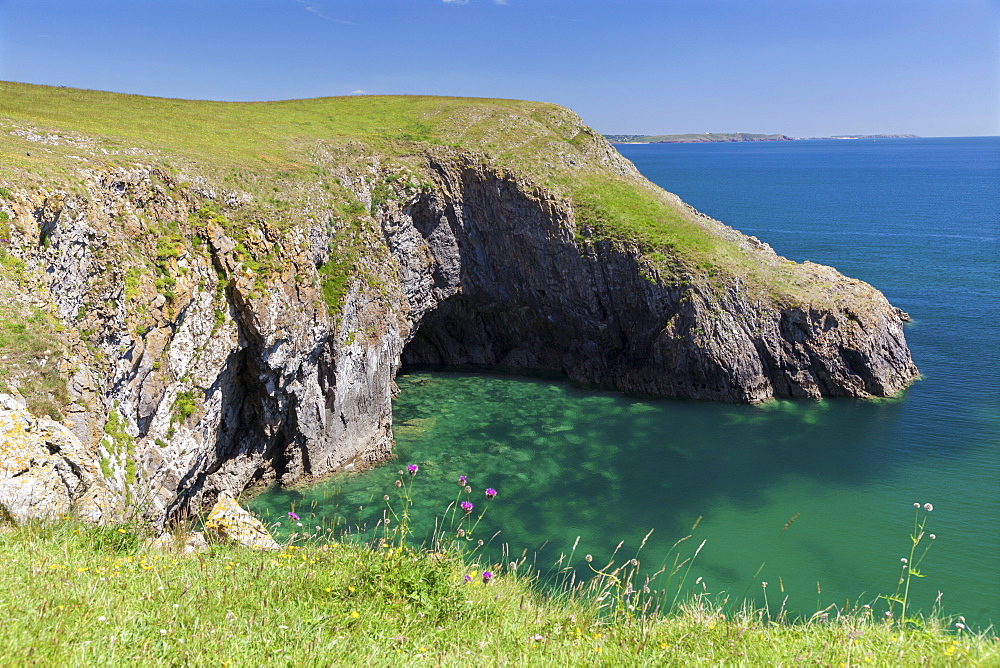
[250,137,999,626]
[249,367,996,624]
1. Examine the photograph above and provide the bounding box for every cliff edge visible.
[0,83,917,523]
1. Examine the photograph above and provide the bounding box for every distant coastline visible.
[605,132,920,144]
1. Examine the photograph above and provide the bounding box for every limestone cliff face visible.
[376,155,916,403]
[0,147,917,524]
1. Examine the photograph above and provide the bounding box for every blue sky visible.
[1,0,996,137]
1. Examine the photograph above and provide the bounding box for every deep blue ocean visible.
[252,137,999,626]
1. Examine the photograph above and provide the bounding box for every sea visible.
[250,137,1000,626]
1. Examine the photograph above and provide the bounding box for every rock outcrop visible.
[204,495,280,550]
[0,394,115,523]
[0,88,918,526]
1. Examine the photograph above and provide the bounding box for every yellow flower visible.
[324,587,332,593]
[350,611,360,619]
[348,586,355,593]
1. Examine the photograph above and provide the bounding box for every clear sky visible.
[1,0,997,137]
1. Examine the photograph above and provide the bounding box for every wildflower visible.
[464,485,472,494]
[394,480,402,488]
[98,616,107,622]
[955,622,966,630]
[461,501,474,514]
[160,629,167,635]
[761,582,768,588]
[350,611,360,619]
[900,558,908,564]
[464,575,472,582]
[407,464,418,475]
[913,502,920,508]
[458,475,467,486]
[383,495,390,501]
[485,488,497,499]
[929,534,936,540]
[457,529,466,537]
[530,634,544,641]
[924,503,934,512]
[482,571,493,583]
[585,554,593,562]
[288,512,299,521]
[279,625,289,630]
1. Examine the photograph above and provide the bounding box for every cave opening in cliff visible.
[399,293,579,380]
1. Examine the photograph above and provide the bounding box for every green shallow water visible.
[250,369,997,625]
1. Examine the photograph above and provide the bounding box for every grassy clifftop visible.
[0,81,821,303]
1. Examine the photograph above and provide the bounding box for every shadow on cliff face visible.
[393,160,672,394]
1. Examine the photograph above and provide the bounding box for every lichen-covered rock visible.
[0,394,115,524]
[204,495,280,550]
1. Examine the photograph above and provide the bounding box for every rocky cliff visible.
[0,84,917,524]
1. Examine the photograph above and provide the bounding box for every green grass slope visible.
[0,519,993,665]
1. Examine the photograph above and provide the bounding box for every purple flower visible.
[288,511,300,521]
[482,571,493,583]
[463,575,471,582]
[458,475,467,486]
[485,488,497,499]
[407,464,418,476]
[460,501,474,514]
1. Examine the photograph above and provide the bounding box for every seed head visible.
[585,554,593,563]
[383,495,390,502]
[394,480,402,488]
[913,502,920,508]
[924,503,933,512]
[929,534,936,540]
[464,485,472,494]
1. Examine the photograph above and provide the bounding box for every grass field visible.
[0,516,993,666]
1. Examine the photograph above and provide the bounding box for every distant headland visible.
[605,132,920,144]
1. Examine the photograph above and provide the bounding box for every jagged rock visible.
[0,395,116,524]
[204,495,280,550]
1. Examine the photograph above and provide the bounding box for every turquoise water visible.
[251,138,999,625]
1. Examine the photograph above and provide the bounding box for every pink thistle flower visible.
[460,501,474,514]
[485,488,497,499]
